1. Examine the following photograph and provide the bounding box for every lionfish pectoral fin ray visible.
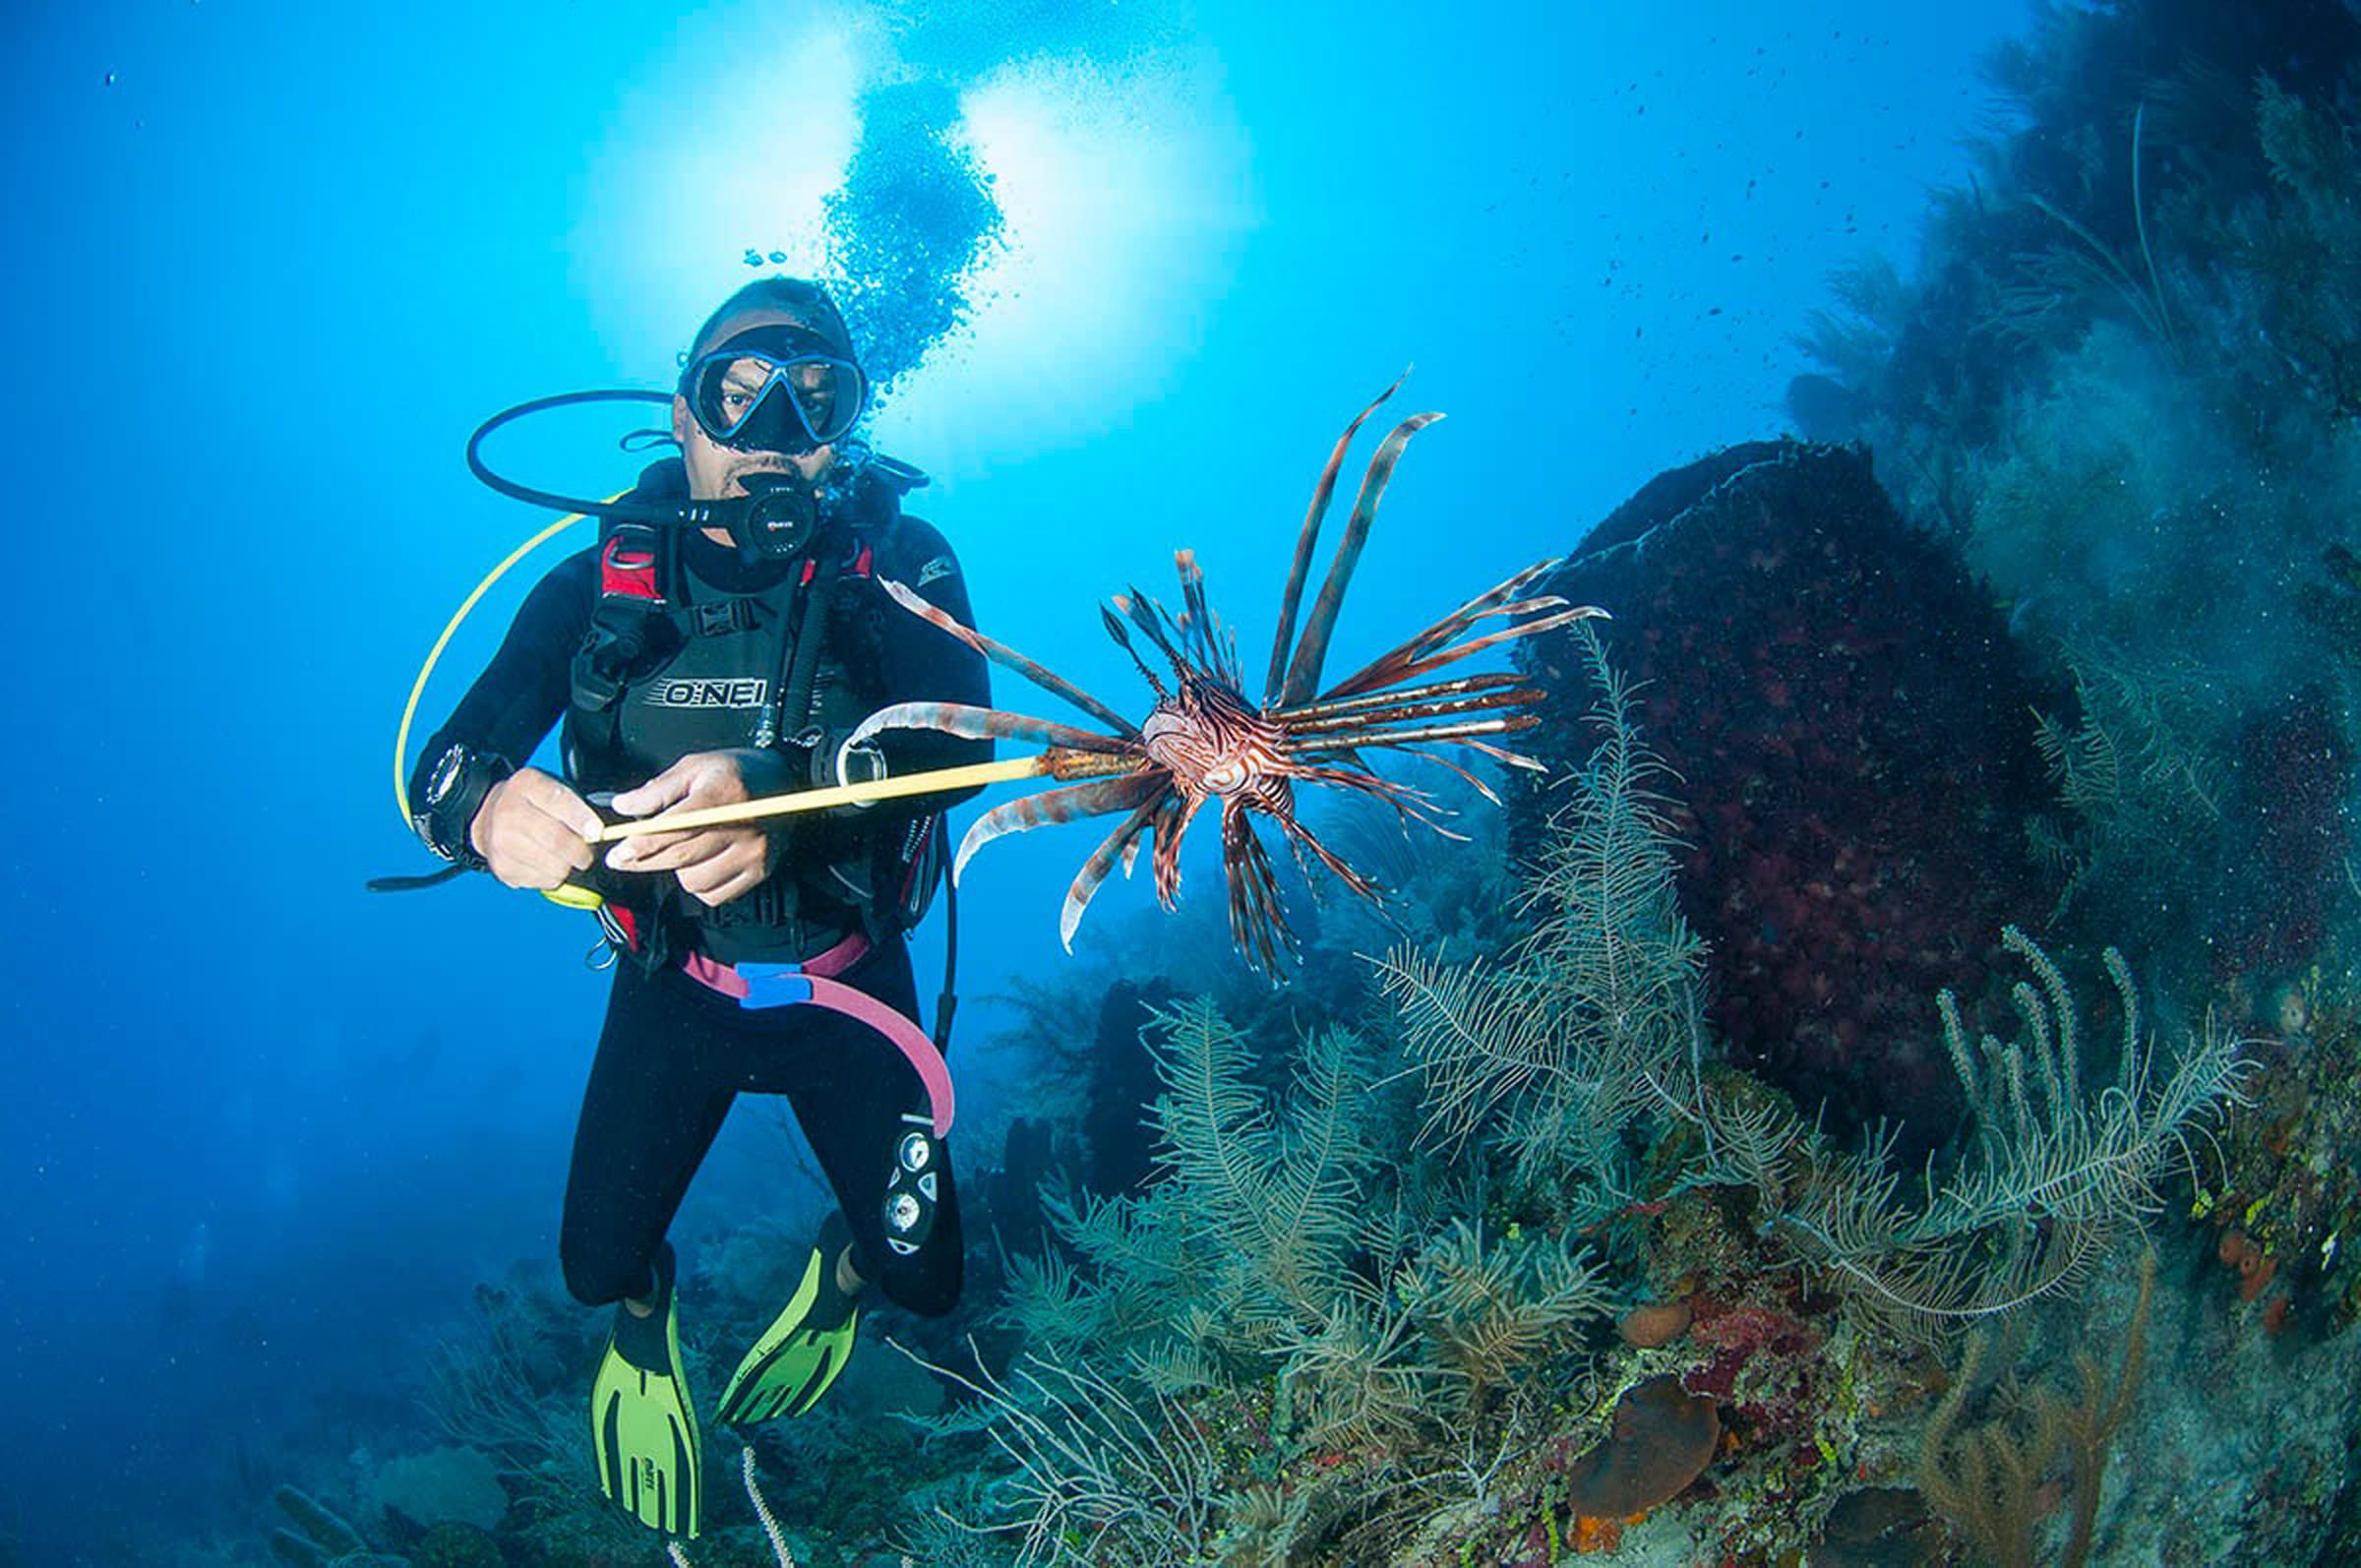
[1383,744,1507,805]
[1221,805,1293,976]
[1265,371,1411,706]
[1151,791,1210,909]
[953,773,1165,884]
[1335,738,1544,809]
[878,576,1137,735]
[1397,796,1475,841]
[1355,786,1475,844]
[1325,608,1597,696]
[1279,410,1447,709]
[1282,670,1528,723]
[1277,814,1379,902]
[1455,737,1548,772]
[1059,795,1167,951]
[845,700,1135,757]
[1343,716,1543,754]
[1292,764,1470,839]
[1275,685,1544,747]
[1315,562,1563,694]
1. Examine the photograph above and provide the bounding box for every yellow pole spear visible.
[533,749,1124,912]
[590,754,1054,840]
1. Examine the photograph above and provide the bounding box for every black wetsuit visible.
[411,460,990,1315]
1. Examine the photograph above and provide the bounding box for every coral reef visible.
[1766,927,2248,1327]
[368,1446,506,1535]
[407,1523,501,1568]
[266,1487,402,1568]
[2026,643,2223,935]
[420,1266,622,1549]
[910,628,2251,1565]
[1809,1486,1946,1567]
[661,1446,909,1568]
[2190,966,2361,1337]
[1795,0,2361,986]
[1914,1251,2152,1568]
[2207,684,2353,978]
[925,978,1636,1560]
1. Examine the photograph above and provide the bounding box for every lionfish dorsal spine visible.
[1276,410,1446,709]
[1263,372,1409,707]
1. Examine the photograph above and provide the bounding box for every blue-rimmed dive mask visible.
[679,323,869,455]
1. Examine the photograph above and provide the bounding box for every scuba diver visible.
[403,276,991,1538]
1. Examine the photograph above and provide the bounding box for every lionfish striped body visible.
[849,379,1606,970]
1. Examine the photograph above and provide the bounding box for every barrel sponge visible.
[1517,441,2057,1149]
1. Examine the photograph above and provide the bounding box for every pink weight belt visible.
[679,935,954,1136]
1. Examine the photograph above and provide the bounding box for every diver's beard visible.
[720,459,815,497]
[684,428,832,498]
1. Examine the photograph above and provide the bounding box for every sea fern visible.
[1004,998,1436,1427]
[1271,1281,1438,1448]
[1393,1220,1610,1416]
[2028,644,2223,921]
[957,1001,1464,1557]
[996,1248,1094,1361]
[1143,999,1377,1325]
[902,1343,1225,1566]
[1369,628,2243,1335]
[1378,620,1707,1215]
[1770,928,2248,1330]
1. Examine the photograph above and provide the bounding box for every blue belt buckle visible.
[733,961,814,1009]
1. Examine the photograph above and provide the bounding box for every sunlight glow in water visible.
[579,3,1249,476]
[870,51,1255,478]
[575,6,869,369]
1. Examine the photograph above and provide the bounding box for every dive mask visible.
[681,323,868,454]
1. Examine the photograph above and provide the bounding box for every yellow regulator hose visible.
[391,497,622,827]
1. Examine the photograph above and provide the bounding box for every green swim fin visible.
[717,1214,862,1425]
[590,1242,700,1538]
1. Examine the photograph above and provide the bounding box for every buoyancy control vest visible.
[562,458,944,969]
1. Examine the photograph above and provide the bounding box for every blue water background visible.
[1,1,2028,1556]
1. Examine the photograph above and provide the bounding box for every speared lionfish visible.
[847,377,1608,971]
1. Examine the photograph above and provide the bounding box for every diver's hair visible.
[686,277,857,365]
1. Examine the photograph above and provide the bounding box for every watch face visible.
[428,746,466,806]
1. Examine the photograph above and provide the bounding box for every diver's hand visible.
[606,750,788,908]
[471,767,602,891]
